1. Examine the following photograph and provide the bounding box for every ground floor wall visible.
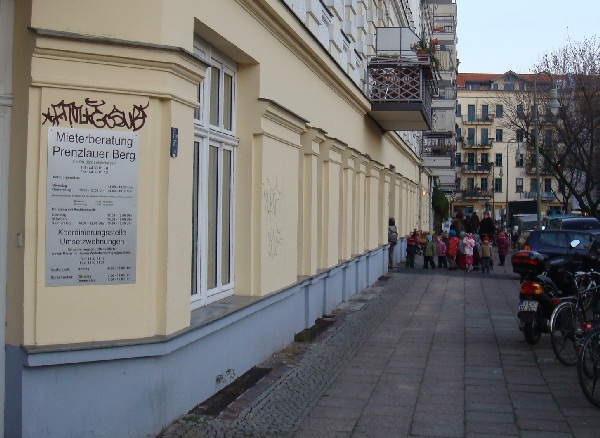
[6,247,387,438]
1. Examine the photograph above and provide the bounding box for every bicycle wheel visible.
[550,302,578,366]
[577,328,600,407]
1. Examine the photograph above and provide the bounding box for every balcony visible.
[421,134,455,154]
[432,14,457,38]
[459,189,494,200]
[460,163,492,174]
[366,53,438,131]
[461,113,494,125]
[462,139,494,149]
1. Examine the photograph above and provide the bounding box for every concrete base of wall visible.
[5,247,387,438]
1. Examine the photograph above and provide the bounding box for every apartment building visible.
[1,1,455,436]
[454,71,563,224]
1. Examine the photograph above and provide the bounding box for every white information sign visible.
[46,127,139,286]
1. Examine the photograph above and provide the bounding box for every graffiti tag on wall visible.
[263,176,285,260]
[42,98,149,132]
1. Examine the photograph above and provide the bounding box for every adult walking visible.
[387,217,398,269]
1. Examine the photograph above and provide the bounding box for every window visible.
[481,178,488,190]
[544,178,552,193]
[517,104,524,118]
[481,153,489,165]
[467,128,475,145]
[530,153,538,167]
[481,104,489,120]
[456,104,462,116]
[516,178,524,193]
[516,129,524,142]
[516,153,524,167]
[192,37,237,308]
[467,177,475,190]
[539,232,568,248]
[531,178,538,193]
[496,104,503,118]
[468,105,475,122]
[504,82,515,91]
[494,178,503,192]
[466,152,474,169]
[481,128,489,145]
[495,129,503,142]
[495,153,502,167]
[455,152,461,166]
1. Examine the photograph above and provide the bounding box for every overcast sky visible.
[456,0,599,74]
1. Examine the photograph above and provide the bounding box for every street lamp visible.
[533,72,561,228]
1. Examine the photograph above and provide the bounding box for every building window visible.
[481,128,489,145]
[192,36,237,308]
[468,105,475,122]
[531,178,538,193]
[516,129,524,142]
[455,152,461,166]
[495,178,502,193]
[456,104,461,116]
[481,178,488,191]
[495,153,502,167]
[482,104,489,120]
[544,178,552,193]
[516,178,524,193]
[516,153,524,167]
[466,152,474,169]
[517,104,524,118]
[467,178,475,190]
[467,128,475,146]
[495,129,503,142]
[481,153,489,165]
[496,104,503,118]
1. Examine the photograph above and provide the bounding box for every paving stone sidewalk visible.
[159,262,600,437]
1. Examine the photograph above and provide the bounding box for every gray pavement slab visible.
[158,256,600,437]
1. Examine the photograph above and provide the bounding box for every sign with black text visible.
[46,127,139,286]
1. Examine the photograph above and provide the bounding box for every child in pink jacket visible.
[463,232,476,272]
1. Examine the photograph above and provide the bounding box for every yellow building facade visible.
[2,1,439,436]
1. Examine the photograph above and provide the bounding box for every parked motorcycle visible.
[512,240,581,345]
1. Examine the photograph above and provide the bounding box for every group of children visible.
[417,230,509,273]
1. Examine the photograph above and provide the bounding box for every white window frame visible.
[192,36,238,308]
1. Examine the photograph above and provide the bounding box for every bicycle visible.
[577,322,600,407]
[549,270,600,366]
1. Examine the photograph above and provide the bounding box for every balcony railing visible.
[462,139,494,149]
[437,86,457,100]
[460,163,492,173]
[461,114,494,124]
[366,52,438,131]
[433,14,457,35]
[421,143,455,157]
[459,189,494,200]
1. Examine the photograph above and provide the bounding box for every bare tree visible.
[491,36,600,218]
